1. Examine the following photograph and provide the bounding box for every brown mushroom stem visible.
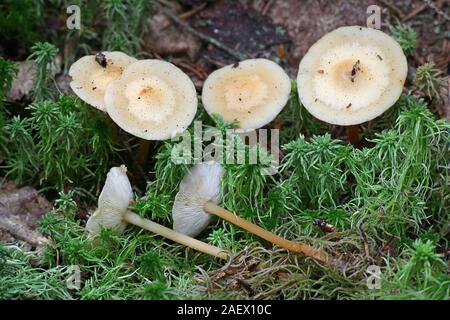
[124,210,229,260]
[203,202,333,265]
[105,114,118,141]
[137,140,151,167]
[347,125,360,147]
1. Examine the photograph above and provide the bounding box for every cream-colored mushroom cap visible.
[202,59,291,129]
[297,26,407,126]
[105,59,197,140]
[69,52,137,111]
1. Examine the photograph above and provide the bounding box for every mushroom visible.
[202,59,291,130]
[297,26,407,146]
[105,59,198,141]
[69,51,137,111]
[172,162,333,265]
[86,165,229,260]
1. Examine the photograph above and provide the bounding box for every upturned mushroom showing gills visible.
[202,58,291,130]
[172,162,333,265]
[297,26,407,143]
[69,51,137,111]
[86,165,229,260]
[105,59,198,140]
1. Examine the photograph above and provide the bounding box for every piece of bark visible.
[0,215,49,247]
[144,12,202,60]
[0,180,52,249]
[6,60,36,102]
[6,55,62,102]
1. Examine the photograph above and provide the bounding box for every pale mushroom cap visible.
[86,165,134,235]
[202,59,291,130]
[105,59,198,140]
[172,162,224,237]
[69,52,137,111]
[297,26,408,126]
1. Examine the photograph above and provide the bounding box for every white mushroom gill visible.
[172,161,224,237]
[85,165,133,235]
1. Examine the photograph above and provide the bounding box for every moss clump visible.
[2,96,117,196]
[414,63,448,102]
[388,21,417,56]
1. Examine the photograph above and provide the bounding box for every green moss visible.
[1,96,117,195]
[282,134,351,209]
[388,21,417,56]
[0,0,44,52]
[414,63,447,101]
[361,240,449,300]
[28,42,59,101]
[102,0,153,55]
[349,103,449,238]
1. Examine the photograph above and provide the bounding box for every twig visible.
[375,236,397,266]
[422,0,450,22]
[155,1,248,61]
[202,54,227,67]
[402,3,427,21]
[357,226,371,263]
[178,2,207,20]
[261,0,275,15]
[377,0,405,19]
[172,59,208,80]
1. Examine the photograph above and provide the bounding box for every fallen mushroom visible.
[86,165,229,260]
[297,26,407,146]
[105,59,198,140]
[202,58,291,130]
[69,51,137,111]
[172,162,333,265]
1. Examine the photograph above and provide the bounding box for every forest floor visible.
[0,0,449,300]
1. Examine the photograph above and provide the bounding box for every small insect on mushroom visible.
[95,52,108,68]
[296,26,407,146]
[202,59,291,130]
[85,165,229,260]
[104,59,198,140]
[172,162,335,266]
[69,51,137,111]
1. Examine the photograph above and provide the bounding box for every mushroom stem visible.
[347,125,360,147]
[105,114,118,141]
[137,140,151,167]
[203,202,333,265]
[124,211,229,260]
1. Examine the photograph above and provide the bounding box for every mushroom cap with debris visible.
[172,161,224,237]
[202,58,291,130]
[297,26,408,126]
[69,52,137,111]
[85,165,133,235]
[105,59,198,140]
